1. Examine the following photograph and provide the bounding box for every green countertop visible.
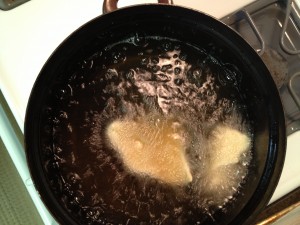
[0,138,43,225]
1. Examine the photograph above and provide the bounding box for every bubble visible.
[55,146,63,154]
[174,67,181,75]
[218,64,242,87]
[193,69,201,77]
[45,159,59,173]
[161,64,172,72]
[174,78,184,86]
[43,36,252,225]
[141,57,149,66]
[84,208,103,222]
[80,59,94,70]
[151,57,159,64]
[111,51,126,64]
[175,60,181,66]
[52,117,60,125]
[68,173,81,185]
[126,69,135,80]
[56,89,68,100]
[179,53,187,61]
[62,183,74,196]
[174,44,181,50]
[132,32,147,47]
[59,111,68,119]
[67,124,73,133]
[105,68,118,80]
[152,65,160,73]
[56,84,73,100]
[161,41,173,52]
[74,190,85,204]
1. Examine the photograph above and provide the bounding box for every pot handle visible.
[103,0,173,14]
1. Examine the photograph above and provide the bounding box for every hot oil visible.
[42,36,253,225]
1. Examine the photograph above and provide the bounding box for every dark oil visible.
[41,36,253,225]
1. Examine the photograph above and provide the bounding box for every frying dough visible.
[106,117,192,185]
[209,125,251,168]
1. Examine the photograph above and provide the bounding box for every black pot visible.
[25,2,286,225]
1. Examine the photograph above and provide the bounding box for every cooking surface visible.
[221,0,300,203]
[222,0,300,129]
[0,0,256,130]
[0,0,300,224]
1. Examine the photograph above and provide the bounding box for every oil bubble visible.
[132,32,147,47]
[151,57,159,64]
[141,57,149,66]
[152,65,160,73]
[105,68,118,80]
[174,67,181,75]
[56,85,73,100]
[174,78,184,86]
[161,64,172,72]
[43,36,252,225]
[126,69,135,80]
[59,111,68,119]
[111,51,126,64]
[179,53,187,61]
[68,173,81,185]
[161,41,173,52]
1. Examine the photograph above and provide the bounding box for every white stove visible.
[0,0,300,224]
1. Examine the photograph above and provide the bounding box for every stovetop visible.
[0,0,300,224]
[222,1,300,223]
[222,0,300,136]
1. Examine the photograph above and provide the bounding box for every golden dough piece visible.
[106,118,192,185]
[209,125,251,168]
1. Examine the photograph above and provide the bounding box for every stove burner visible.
[261,48,288,88]
[281,0,300,55]
[222,0,300,134]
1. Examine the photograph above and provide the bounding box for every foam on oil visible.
[42,36,253,224]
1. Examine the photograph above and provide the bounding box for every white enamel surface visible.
[0,0,102,131]
[269,131,300,204]
[118,0,256,18]
[0,0,257,130]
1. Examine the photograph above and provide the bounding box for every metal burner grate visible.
[222,0,300,135]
